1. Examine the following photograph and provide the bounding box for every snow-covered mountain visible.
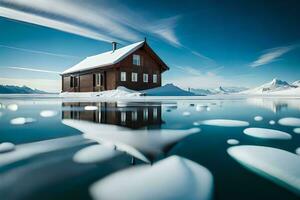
[292,80,300,87]
[191,86,247,95]
[0,85,48,94]
[241,79,298,95]
[143,84,196,96]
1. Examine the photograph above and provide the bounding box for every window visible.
[143,108,148,121]
[71,76,79,87]
[121,112,126,124]
[131,111,137,121]
[133,54,141,66]
[153,74,157,83]
[153,107,158,119]
[131,72,138,82]
[70,76,74,87]
[143,73,148,83]
[120,72,126,82]
[96,73,101,86]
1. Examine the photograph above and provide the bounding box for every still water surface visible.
[0,97,300,200]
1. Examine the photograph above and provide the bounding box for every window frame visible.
[153,74,158,83]
[131,72,138,82]
[120,71,126,82]
[133,54,141,66]
[143,73,148,83]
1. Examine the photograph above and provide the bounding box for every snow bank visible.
[143,84,195,96]
[59,86,142,98]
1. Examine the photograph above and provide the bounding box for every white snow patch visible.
[269,120,276,125]
[228,145,300,195]
[10,117,36,125]
[89,156,213,200]
[293,128,300,134]
[7,104,18,111]
[0,142,15,153]
[243,128,291,140]
[73,145,121,164]
[40,110,58,117]
[227,139,239,145]
[143,84,195,96]
[278,117,300,127]
[196,104,209,112]
[182,111,191,116]
[84,106,98,111]
[254,116,263,121]
[200,119,249,127]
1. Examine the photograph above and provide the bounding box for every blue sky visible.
[0,0,300,92]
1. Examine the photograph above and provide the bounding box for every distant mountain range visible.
[241,79,300,95]
[190,86,248,95]
[0,85,48,94]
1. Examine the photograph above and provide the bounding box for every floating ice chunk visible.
[296,148,300,156]
[40,110,58,117]
[0,142,15,153]
[73,145,121,164]
[193,122,200,126]
[84,106,98,111]
[7,104,18,111]
[227,139,239,145]
[269,120,276,125]
[10,117,36,125]
[278,117,300,127]
[0,135,91,166]
[293,128,300,134]
[200,119,249,127]
[243,128,291,140]
[228,145,300,195]
[62,119,200,163]
[182,111,191,116]
[89,156,213,200]
[254,116,263,121]
[196,104,209,112]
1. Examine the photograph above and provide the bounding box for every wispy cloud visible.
[250,45,296,67]
[0,0,181,46]
[7,67,61,74]
[0,44,79,59]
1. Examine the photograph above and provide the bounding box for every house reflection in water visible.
[62,102,163,129]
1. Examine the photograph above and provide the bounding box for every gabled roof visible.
[62,41,145,75]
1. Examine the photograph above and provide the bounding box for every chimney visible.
[112,42,117,51]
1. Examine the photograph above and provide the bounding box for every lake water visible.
[0,96,300,200]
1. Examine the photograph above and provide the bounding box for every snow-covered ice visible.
[10,117,36,125]
[73,145,121,164]
[269,120,276,125]
[243,128,291,140]
[296,148,300,156]
[254,116,263,121]
[293,128,300,134]
[182,111,191,116]
[199,119,249,127]
[7,104,18,111]
[0,142,15,153]
[89,156,213,200]
[227,145,300,195]
[227,139,239,145]
[40,110,58,117]
[278,117,300,127]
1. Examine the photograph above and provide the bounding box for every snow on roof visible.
[62,41,145,75]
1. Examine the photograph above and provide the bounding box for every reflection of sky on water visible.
[0,97,300,200]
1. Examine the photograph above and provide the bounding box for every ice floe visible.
[62,119,200,163]
[196,104,209,112]
[84,106,98,111]
[182,111,191,116]
[40,110,58,117]
[89,156,213,200]
[0,142,15,153]
[199,119,249,127]
[7,104,18,111]
[228,145,300,195]
[296,148,300,156]
[227,139,239,145]
[10,117,36,125]
[254,116,263,121]
[0,135,92,166]
[278,117,300,127]
[73,145,121,164]
[193,122,200,126]
[269,120,276,125]
[243,128,291,140]
[293,128,300,134]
